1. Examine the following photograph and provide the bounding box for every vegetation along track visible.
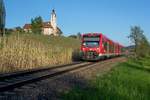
[0,62,95,92]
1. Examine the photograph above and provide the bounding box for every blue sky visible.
[4,0,150,46]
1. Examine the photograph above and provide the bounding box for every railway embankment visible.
[63,57,150,100]
[0,57,126,100]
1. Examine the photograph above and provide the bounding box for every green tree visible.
[15,27,24,33]
[77,32,82,39]
[129,26,150,58]
[56,27,63,36]
[0,0,6,36]
[31,16,43,34]
[68,32,82,39]
[68,35,77,39]
[5,28,13,35]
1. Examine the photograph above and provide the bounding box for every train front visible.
[81,33,101,61]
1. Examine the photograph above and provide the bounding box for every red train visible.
[81,33,124,60]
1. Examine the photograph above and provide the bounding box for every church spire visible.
[51,9,57,30]
[52,9,56,16]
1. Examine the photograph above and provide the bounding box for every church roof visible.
[23,21,53,29]
[43,22,53,28]
[23,24,31,29]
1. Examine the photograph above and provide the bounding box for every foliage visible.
[56,27,63,36]
[5,28,13,36]
[0,0,6,36]
[129,26,150,58]
[15,26,24,33]
[68,35,77,39]
[0,33,80,73]
[77,32,82,39]
[68,32,82,39]
[62,59,150,100]
[31,16,43,34]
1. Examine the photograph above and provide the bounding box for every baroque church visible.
[23,9,62,36]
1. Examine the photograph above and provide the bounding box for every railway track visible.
[0,57,125,94]
[0,62,95,93]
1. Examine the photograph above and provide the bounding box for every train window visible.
[109,44,114,53]
[121,48,125,52]
[103,41,107,51]
[107,42,109,53]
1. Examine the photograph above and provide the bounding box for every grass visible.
[62,58,150,100]
[0,33,81,73]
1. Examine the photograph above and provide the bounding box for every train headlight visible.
[97,48,100,50]
[99,53,102,56]
[82,48,85,51]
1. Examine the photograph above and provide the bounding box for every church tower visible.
[51,9,57,30]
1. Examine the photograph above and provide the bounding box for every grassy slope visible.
[0,33,80,73]
[62,58,150,100]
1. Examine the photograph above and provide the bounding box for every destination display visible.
[83,37,100,41]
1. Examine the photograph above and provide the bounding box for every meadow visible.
[0,33,80,73]
[62,57,150,100]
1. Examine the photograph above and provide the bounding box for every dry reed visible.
[0,34,80,73]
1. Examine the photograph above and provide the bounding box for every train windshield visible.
[83,36,100,47]
[83,41,99,47]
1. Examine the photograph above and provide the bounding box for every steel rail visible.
[0,62,94,92]
[0,62,82,80]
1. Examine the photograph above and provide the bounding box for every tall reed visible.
[0,33,80,73]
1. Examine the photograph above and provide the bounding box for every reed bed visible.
[0,33,80,73]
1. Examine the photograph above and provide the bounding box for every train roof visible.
[82,33,124,47]
[82,33,112,41]
[82,33,102,36]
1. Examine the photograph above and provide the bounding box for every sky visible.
[4,0,150,46]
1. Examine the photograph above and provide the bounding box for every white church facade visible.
[23,9,62,36]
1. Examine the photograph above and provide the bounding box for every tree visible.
[56,27,63,36]
[68,35,77,39]
[77,32,82,39]
[5,28,14,35]
[68,32,82,39]
[31,16,43,34]
[129,26,150,58]
[15,27,24,33]
[0,0,6,36]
